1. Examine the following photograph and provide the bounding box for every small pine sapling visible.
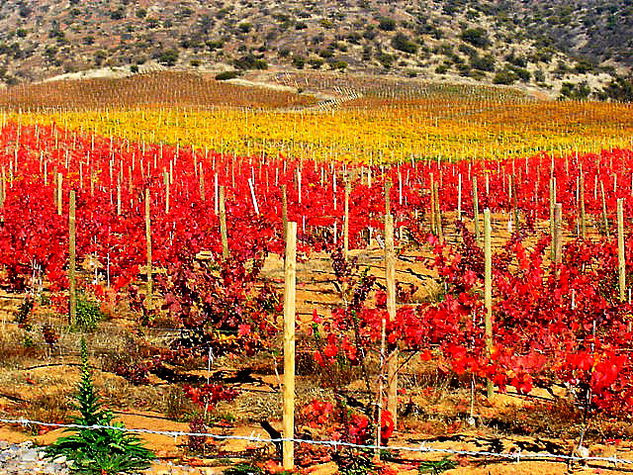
[45,338,155,474]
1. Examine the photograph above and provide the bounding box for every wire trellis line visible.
[1,417,631,467]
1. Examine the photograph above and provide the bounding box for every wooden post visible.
[385,178,392,216]
[579,172,586,239]
[473,176,480,241]
[550,177,557,257]
[69,190,77,325]
[116,182,121,216]
[457,173,462,221]
[214,173,219,215]
[429,173,436,235]
[145,189,153,309]
[385,214,398,428]
[0,167,5,208]
[344,180,350,257]
[248,178,260,215]
[511,175,519,233]
[219,186,229,259]
[164,170,170,213]
[282,184,288,241]
[333,170,338,211]
[434,180,443,242]
[618,198,626,301]
[554,203,563,265]
[601,181,610,237]
[484,208,493,398]
[297,167,302,204]
[57,172,63,215]
[549,176,556,221]
[282,221,297,470]
[376,305,386,459]
[199,165,205,201]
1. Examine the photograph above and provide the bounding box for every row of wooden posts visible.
[279,214,400,468]
[39,150,633,257]
[65,181,233,323]
[64,184,627,470]
[278,205,627,469]
[64,179,628,323]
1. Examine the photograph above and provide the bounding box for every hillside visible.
[514,0,633,69]
[0,0,630,98]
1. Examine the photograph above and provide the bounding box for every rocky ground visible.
[0,440,70,474]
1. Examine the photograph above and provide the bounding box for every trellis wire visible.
[1,417,631,467]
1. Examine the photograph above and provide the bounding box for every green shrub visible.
[602,75,633,102]
[559,81,591,100]
[458,43,476,57]
[318,48,334,59]
[233,55,267,70]
[510,66,531,82]
[377,17,396,31]
[574,60,594,74]
[435,64,449,74]
[533,69,545,83]
[418,456,457,474]
[215,71,239,80]
[493,69,518,85]
[292,55,305,69]
[363,27,377,40]
[330,60,348,71]
[224,463,264,474]
[207,40,224,50]
[391,33,418,54]
[74,295,105,332]
[460,27,491,48]
[45,339,155,474]
[109,8,125,20]
[377,52,394,69]
[457,63,472,77]
[308,58,325,69]
[238,22,252,33]
[157,49,179,67]
[471,54,495,72]
[320,18,334,29]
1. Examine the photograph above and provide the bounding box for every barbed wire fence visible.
[1,416,632,472]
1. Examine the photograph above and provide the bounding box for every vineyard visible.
[0,74,633,474]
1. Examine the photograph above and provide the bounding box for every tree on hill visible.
[391,33,418,54]
[460,27,491,48]
[601,75,633,102]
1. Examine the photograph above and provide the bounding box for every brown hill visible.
[0,0,630,99]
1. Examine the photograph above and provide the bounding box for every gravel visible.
[0,440,70,474]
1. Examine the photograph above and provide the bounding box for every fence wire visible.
[1,416,632,468]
